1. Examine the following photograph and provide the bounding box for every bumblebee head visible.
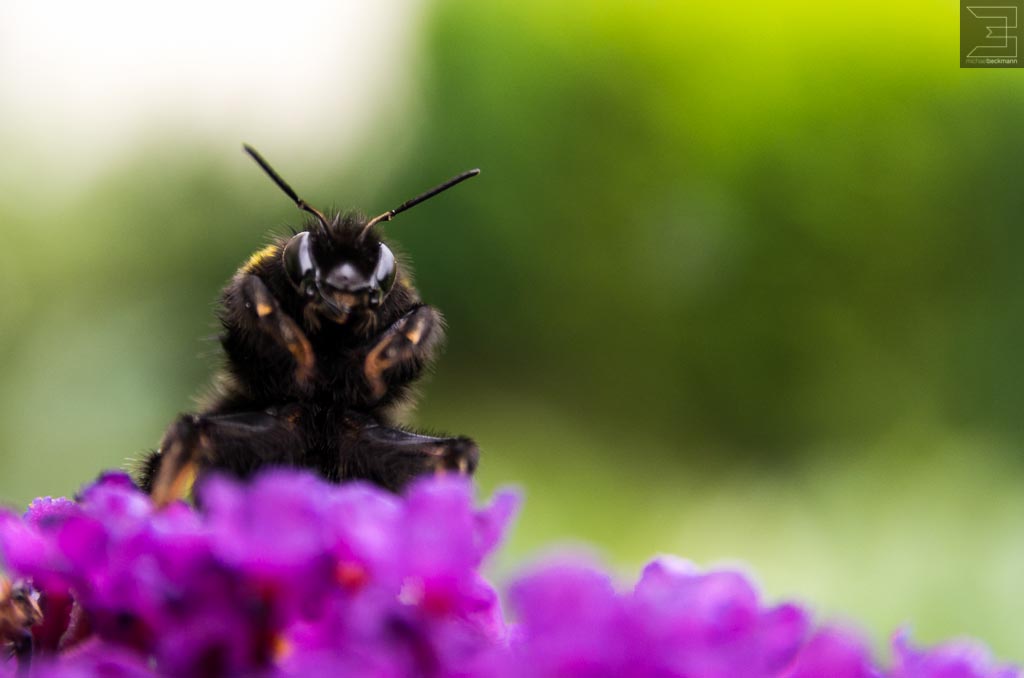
[243,144,478,325]
[280,220,398,324]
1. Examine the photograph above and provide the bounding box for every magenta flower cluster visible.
[0,470,1017,678]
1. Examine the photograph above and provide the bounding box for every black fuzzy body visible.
[138,212,479,499]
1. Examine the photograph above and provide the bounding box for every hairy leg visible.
[338,419,479,492]
[141,408,305,507]
[221,274,316,395]
[362,305,443,404]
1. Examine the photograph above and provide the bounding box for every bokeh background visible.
[2,0,1022,660]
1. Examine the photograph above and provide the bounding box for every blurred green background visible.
[1,0,1023,660]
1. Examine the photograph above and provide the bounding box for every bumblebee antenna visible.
[359,168,480,241]
[243,144,329,229]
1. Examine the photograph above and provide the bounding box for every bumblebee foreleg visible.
[363,305,443,403]
[235,274,316,387]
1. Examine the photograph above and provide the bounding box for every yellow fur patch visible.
[242,244,279,272]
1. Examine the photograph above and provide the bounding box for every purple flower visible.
[501,556,811,678]
[632,557,810,677]
[24,497,80,531]
[891,630,1019,678]
[0,469,1017,678]
[784,627,879,678]
[505,561,630,676]
[31,639,156,677]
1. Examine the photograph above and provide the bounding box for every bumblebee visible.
[0,577,41,666]
[138,146,481,506]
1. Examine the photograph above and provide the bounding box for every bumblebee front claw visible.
[429,437,480,477]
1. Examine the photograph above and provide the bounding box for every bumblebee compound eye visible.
[282,232,317,296]
[374,243,398,295]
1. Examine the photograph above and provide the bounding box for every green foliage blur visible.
[1,0,1023,660]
